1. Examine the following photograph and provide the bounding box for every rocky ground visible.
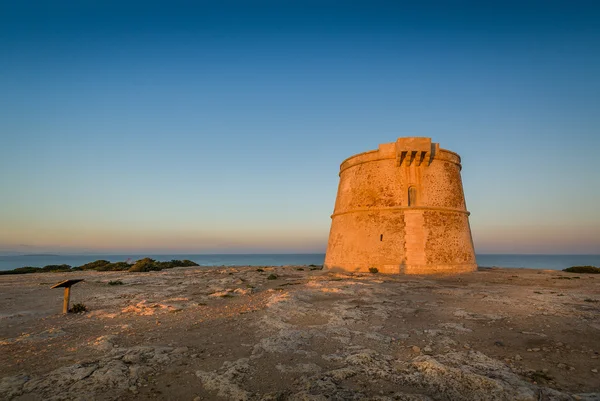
[0,266,599,401]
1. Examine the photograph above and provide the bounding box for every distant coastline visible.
[19,253,62,257]
[0,253,599,272]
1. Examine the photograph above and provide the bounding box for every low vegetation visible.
[0,266,44,275]
[527,370,553,385]
[369,267,379,274]
[108,280,123,286]
[41,264,72,272]
[75,260,111,271]
[0,264,73,275]
[69,303,87,313]
[267,273,278,280]
[562,265,600,274]
[0,258,199,275]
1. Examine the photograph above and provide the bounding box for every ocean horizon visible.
[0,253,599,271]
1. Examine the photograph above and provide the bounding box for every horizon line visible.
[2,252,600,257]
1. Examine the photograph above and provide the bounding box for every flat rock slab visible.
[0,266,599,400]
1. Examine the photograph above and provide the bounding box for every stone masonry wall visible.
[324,137,476,274]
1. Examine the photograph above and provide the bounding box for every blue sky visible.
[1,1,599,254]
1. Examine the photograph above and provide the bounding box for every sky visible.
[1,1,599,255]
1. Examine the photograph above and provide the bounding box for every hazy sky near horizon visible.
[1,1,599,254]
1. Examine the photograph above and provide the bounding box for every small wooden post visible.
[63,286,71,314]
[51,279,84,314]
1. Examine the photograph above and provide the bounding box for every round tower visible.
[324,137,477,274]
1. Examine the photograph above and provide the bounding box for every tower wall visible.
[324,137,477,274]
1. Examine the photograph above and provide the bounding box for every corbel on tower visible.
[395,137,436,167]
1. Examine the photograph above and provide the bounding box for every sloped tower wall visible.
[324,137,477,274]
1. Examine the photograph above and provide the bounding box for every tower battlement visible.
[325,137,476,275]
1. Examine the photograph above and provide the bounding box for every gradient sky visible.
[1,1,599,254]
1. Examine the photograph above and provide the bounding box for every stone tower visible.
[324,137,477,274]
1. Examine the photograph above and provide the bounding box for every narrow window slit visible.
[408,186,417,206]
[380,234,383,241]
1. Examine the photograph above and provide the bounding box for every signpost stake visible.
[51,279,84,314]
[63,286,71,314]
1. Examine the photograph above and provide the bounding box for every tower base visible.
[325,263,478,275]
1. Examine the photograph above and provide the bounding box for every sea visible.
[0,253,599,272]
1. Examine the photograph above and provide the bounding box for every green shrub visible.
[108,280,123,286]
[79,260,111,270]
[73,260,131,271]
[70,303,87,313]
[41,264,71,272]
[128,258,159,272]
[256,268,265,272]
[563,266,600,274]
[105,262,131,271]
[0,266,43,275]
[154,261,176,269]
[0,257,199,276]
[267,274,278,280]
[128,258,198,272]
[95,263,117,271]
[368,267,379,274]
